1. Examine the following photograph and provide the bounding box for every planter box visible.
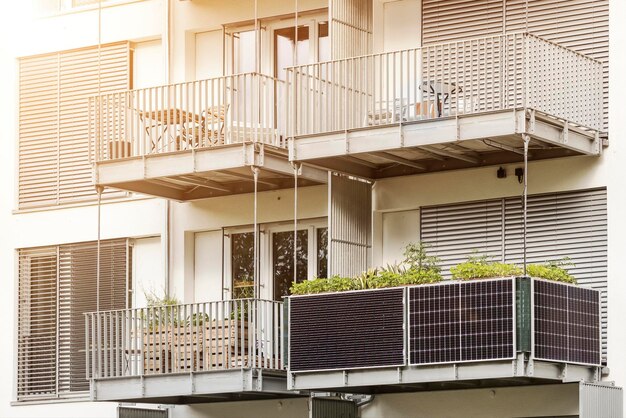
[143,320,249,373]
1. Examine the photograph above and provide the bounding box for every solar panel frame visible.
[531,278,601,367]
[408,277,516,366]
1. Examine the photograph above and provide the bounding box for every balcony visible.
[90,73,327,200]
[287,33,604,179]
[85,299,298,404]
[287,278,602,393]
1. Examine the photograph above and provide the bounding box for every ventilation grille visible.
[534,279,601,366]
[409,279,515,365]
[289,288,404,372]
[118,407,168,418]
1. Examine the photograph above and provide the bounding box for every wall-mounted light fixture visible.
[497,167,506,179]
[515,167,524,184]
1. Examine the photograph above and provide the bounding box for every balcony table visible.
[138,108,203,153]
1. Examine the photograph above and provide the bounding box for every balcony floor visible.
[91,368,302,404]
[94,143,328,200]
[289,108,602,179]
[288,356,600,393]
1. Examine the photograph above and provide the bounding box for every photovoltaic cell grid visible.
[409,279,514,365]
[289,288,405,372]
[534,279,600,366]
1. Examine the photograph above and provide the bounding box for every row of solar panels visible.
[288,277,600,373]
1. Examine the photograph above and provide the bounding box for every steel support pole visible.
[252,166,260,299]
[522,134,530,276]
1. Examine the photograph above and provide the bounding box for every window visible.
[272,229,309,300]
[231,232,255,299]
[18,42,131,209]
[17,239,131,401]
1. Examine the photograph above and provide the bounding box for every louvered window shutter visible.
[420,188,607,362]
[17,239,130,400]
[19,42,131,209]
[58,239,130,394]
[422,0,505,44]
[17,247,58,400]
[420,199,504,277]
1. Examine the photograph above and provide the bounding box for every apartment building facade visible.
[0,0,623,417]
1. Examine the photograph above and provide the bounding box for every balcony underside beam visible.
[94,143,327,200]
[91,369,302,405]
[289,109,600,179]
[288,358,599,393]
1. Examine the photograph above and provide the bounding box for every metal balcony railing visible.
[85,299,284,380]
[89,73,285,162]
[286,33,603,137]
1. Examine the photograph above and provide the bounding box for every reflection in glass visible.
[231,232,255,298]
[317,227,328,278]
[318,22,330,62]
[274,25,310,81]
[273,230,308,300]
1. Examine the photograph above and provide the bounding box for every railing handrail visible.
[284,32,602,70]
[89,72,283,100]
[83,298,280,316]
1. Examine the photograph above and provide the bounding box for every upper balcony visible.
[287,33,604,179]
[90,73,327,200]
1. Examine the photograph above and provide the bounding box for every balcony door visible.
[266,221,328,301]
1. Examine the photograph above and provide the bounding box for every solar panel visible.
[534,279,600,366]
[410,278,515,365]
[289,288,405,372]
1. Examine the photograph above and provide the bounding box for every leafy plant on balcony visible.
[527,258,576,284]
[290,242,442,295]
[451,254,522,280]
[450,254,576,283]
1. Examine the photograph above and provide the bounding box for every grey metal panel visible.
[328,173,372,278]
[311,398,357,418]
[579,383,623,418]
[118,407,168,418]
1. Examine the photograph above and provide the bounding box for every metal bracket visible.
[345,131,350,155]
[561,121,569,144]
[140,375,145,396]
[192,148,197,173]
[190,372,195,393]
[528,109,536,134]
[343,370,349,386]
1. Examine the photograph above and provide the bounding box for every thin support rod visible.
[96,186,104,311]
[522,134,530,276]
[252,166,260,299]
[293,163,300,286]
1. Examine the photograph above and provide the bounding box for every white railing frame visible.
[85,298,284,380]
[286,32,603,138]
[90,72,286,162]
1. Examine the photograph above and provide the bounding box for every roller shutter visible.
[420,188,607,363]
[18,42,131,209]
[17,239,131,401]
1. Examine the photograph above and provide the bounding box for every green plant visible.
[142,290,182,329]
[527,259,576,284]
[289,242,443,295]
[403,242,441,273]
[450,254,522,280]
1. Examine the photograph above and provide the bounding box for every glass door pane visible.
[274,25,310,81]
[272,230,308,300]
[231,232,255,298]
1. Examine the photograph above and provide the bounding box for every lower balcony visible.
[85,299,298,404]
[287,33,604,179]
[287,277,602,393]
